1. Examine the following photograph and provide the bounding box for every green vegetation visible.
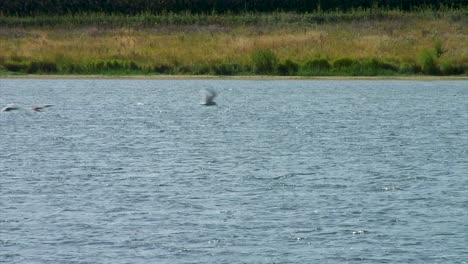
[418,49,439,74]
[252,49,279,74]
[1,0,466,15]
[0,9,467,76]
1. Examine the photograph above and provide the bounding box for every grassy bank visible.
[0,10,467,76]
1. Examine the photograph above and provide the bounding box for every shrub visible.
[212,63,243,75]
[251,49,278,74]
[174,65,192,74]
[399,63,419,74]
[331,58,362,75]
[87,59,140,72]
[63,64,75,73]
[433,39,444,58]
[193,64,213,75]
[4,61,29,72]
[277,59,299,76]
[153,64,172,74]
[359,58,398,75]
[333,58,360,68]
[439,61,465,75]
[302,58,331,75]
[418,49,438,75]
[27,61,58,73]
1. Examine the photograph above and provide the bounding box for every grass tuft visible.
[277,60,299,76]
[302,59,331,75]
[213,63,245,75]
[418,49,439,75]
[4,61,30,72]
[251,49,278,75]
[439,60,466,75]
[28,61,58,73]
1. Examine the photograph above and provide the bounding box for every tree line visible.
[1,0,466,16]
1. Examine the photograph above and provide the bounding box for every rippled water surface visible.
[1,79,467,263]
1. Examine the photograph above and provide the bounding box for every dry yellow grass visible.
[0,15,466,72]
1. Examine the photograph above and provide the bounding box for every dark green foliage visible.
[213,63,245,75]
[359,58,398,75]
[27,61,58,73]
[4,60,57,73]
[173,65,192,74]
[0,0,468,15]
[0,56,462,76]
[192,65,212,75]
[91,59,139,72]
[439,61,466,75]
[4,61,29,72]
[251,49,278,75]
[64,59,140,74]
[277,60,299,76]
[333,58,361,75]
[433,39,444,58]
[1,0,466,15]
[92,59,139,71]
[330,58,399,76]
[399,63,419,74]
[153,64,172,74]
[302,58,331,75]
[418,49,439,74]
[333,58,360,69]
[1,9,466,28]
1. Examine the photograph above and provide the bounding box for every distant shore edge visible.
[1,75,467,81]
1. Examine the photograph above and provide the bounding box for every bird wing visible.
[200,89,217,104]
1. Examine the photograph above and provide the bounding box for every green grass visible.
[1,8,466,28]
[0,57,439,76]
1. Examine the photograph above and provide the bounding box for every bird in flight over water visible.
[1,104,54,112]
[1,104,20,112]
[32,105,53,112]
[200,89,217,106]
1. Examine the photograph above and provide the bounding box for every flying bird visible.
[1,104,20,112]
[32,104,53,112]
[200,89,217,106]
[2,104,54,112]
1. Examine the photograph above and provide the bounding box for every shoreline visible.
[1,74,467,81]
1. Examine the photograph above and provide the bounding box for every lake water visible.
[1,79,467,264]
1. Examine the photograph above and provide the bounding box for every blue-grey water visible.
[1,79,467,264]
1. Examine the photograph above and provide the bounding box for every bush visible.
[174,65,192,74]
[331,58,362,75]
[213,63,244,75]
[418,49,439,75]
[153,64,172,74]
[193,64,213,75]
[27,61,58,73]
[89,59,140,72]
[359,58,398,75]
[302,58,330,75]
[399,63,419,74]
[433,39,444,58]
[333,58,360,68]
[251,49,278,74]
[439,61,465,75]
[277,59,299,76]
[4,61,29,72]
